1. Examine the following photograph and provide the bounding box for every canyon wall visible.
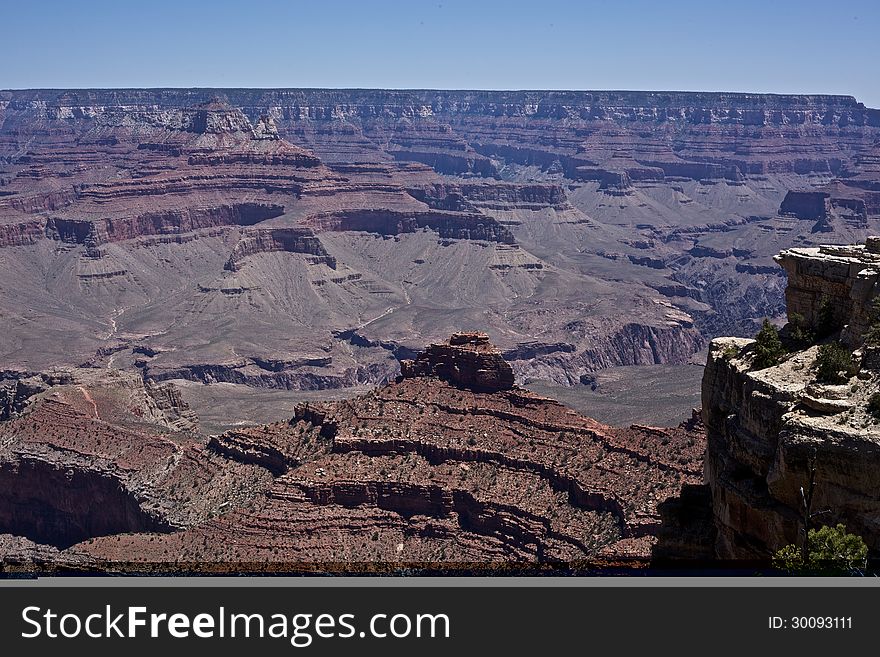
[3,88,880,395]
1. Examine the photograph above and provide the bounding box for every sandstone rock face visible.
[704,240,880,560]
[775,240,880,347]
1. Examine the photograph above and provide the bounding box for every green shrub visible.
[772,524,868,575]
[788,312,815,349]
[752,319,786,370]
[815,295,838,339]
[721,344,740,361]
[863,298,880,346]
[868,393,880,419]
[814,343,857,383]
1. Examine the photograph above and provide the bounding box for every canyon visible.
[2,89,880,410]
[3,89,880,571]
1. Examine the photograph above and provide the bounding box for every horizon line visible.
[0,86,867,99]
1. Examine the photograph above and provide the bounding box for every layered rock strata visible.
[775,241,880,347]
[400,332,515,391]
[4,88,880,396]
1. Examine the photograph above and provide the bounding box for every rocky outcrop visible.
[400,332,515,392]
[0,220,44,247]
[704,238,880,561]
[224,227,336,271]
[94,203,286,244]
[390,149,497,177]
[301,209,515,244]
[408,182,569,210]
[780,191,830,220]
[36,203,287,249]
[640,160,744,182]
[0,373,47,420]
[774,240,880,348]
[44,218,93,243]
[143,379,199,432]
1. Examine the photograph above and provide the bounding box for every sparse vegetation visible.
[752,319,786,370]
[720,344,740,361]
[814,342,857,383]
[772,524,868,575]
[787,312,815,349]
[815,295,838,339]
[863,297,880,346]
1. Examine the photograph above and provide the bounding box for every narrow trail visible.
[78,386,100,419]
[355,283,413,331]
[357,306,394,330]
[103,308,123,341]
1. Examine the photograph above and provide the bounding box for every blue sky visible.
[2,0,878,106]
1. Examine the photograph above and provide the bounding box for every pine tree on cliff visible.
[772,453,868,575]
[752,319,786,370]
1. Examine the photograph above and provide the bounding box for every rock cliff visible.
[775,240,880,348]
[224,227,335,271]
[704,238,880,560]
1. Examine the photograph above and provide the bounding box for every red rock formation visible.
[0,219,43,246]
[48,203,287,246]
[300,209,515,243]
[0,370,270,554]
[400,332,515,392]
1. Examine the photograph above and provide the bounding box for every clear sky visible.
[2,0,879,107]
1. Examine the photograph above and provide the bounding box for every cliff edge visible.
[704,238,880,560]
